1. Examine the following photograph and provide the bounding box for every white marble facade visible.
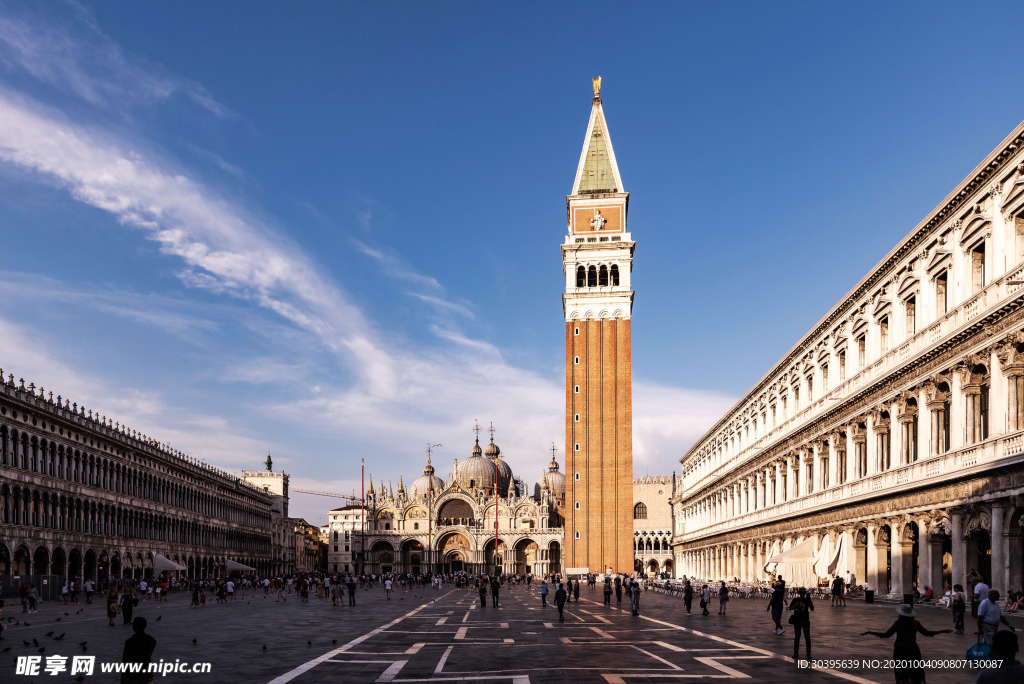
[671,122,1024,598]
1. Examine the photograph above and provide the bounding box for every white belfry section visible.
[562,89,635,323]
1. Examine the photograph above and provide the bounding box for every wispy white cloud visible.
[410,292,475,318]
[0,4,230,117]
[0,271,222,337]
[0,90,397,393]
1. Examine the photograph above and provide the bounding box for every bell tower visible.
[562,77,634,575]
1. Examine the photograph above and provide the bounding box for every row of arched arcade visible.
[0,541,271,582]
[363,533,561,577]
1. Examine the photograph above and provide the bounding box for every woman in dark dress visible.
[862,604,951,683]
[106,587,119,626]
[121,586,135,626]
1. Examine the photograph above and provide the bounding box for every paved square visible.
[1,583,1015,682]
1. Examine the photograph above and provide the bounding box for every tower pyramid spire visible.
[571,76,623,196]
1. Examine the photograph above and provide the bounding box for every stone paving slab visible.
[0,584,1015,682]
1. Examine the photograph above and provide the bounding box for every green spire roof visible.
[572,97,623,195]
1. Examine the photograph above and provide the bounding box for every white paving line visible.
[581,598,881,684]
[266,590,453,684]
[631,644,682,670]
[454,626,468,640]
[694,656,770,679]
[435,617,448,626]
[590,626,614,639]
[375,659,408,682]
[435,645,454,673]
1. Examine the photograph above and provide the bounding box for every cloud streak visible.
[0,4,230,116]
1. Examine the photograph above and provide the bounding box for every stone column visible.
[989,347,1006,437]
[865,524,879,592]
[991,502,1007,594]
[951,510,966,594]
[754,543,762,581]
[827,434,839,486]
[918,520,934,594]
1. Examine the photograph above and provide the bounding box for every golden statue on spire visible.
[592,75,602,97]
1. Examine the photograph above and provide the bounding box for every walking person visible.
[977,589,1016,646]
[554,582,568,622]
[478,580,487,608]
[700,584,711,616]
[106,587,120,627]
[861,604,951,684]
[26,583,38,613]
[614,576,623,605]
[573,578,580,603]
[603,577,612,605]
[767,582,787,635]
[718,581,729,615]
[629,580,641,616]
[831,575,846,607]
[121,585,136,626]
[951,584,967,635]
[683,581,694,616]
[789,587,814,661]
[384,577,393,600]
[540,579,548,606]
[491,578,500,608]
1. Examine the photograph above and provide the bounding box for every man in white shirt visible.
[973,576,990,618]
[226,580,235,601]
[384,578,393,600]
[977,589,1016,645]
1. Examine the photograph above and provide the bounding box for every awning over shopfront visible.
[152,553,186,572]
[225,559,256,572]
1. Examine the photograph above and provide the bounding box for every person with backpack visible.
[700,584,711,616]
[788,587,814,660]
[683,581,694,617]
[603,577,612,605]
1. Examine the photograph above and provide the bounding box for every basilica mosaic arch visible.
[672,123,1024,598]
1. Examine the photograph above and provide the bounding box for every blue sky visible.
[1,1,1023,524]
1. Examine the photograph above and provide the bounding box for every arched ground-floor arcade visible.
[673,471,1024,597]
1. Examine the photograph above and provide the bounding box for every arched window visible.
[587,266,597,287]
[576,266,586,287]
[599,265,608,286]
[633,502,647,519]
[610,264,619,286]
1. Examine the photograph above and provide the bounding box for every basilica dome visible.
[456,437,495,492]
[538,454,565,500]
[484,435,514,495]
[410,459,444,500]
